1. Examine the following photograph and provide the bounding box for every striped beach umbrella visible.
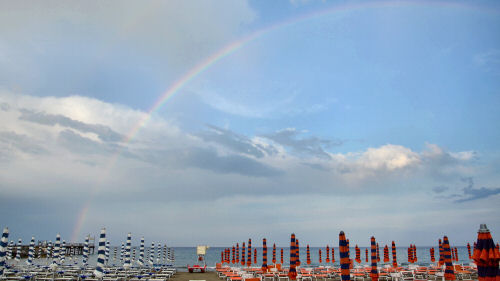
[439,239,444,266]
[281,248,284,265]
[473,224,500,281]
[347,239,353,269]
[236,243,240,264]
[288,234,297,280]
[272,243,276,264]
[467,243,472,260]
[451,247,456,261]
[120,242,124,263]
[93,228,106,279]
[392,241,397,267]
[138,237,144,266]
[365,248,368,263]
[454,247,459,262]
[113,245,117,261]
[327,245,331,263]
[60,240,66,264]
[27,236,35,265]
[82,235,89,266]
[50,234,60,270]
[306,244,311,265]
[232,245,235,264]
[408,245,412,263]
[15,238,21,262]
[254,248,257,264]
[319,249,322,263]
[414,245,418,263]
[376,243,380,262]
[262,238,268,272]
[296,239,300,266]
[157,242,161,264]
[124,233,131,269]
[339,231,350,281]
[443,236,455,281]
[241,242,245,266]
[247,239,252,267]
[355,245,360,263]
[47,241,52,259]
[383,245,389,263]
[332,247,336,263]
[149,242,154,266]
[0,227,9,276]
[105,241,110,265]
[7,241,13,260]
[430,247,435,263]
[370,237,379,281]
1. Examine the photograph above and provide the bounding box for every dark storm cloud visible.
[19,109,124,142]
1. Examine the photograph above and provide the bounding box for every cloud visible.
[262,128,341,159]
[0,131,47,156]
[20,109,124,142]
[474,49,500,75]
[432,185,449,194]
[454,177,500,203]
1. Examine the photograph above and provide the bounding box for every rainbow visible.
[70,0,496,242]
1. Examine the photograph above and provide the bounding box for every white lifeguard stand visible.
[188,245,210,273]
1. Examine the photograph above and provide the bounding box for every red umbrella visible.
[384,245,389,263]
[339,231,350,281]
[319,249,322,264]
[439,239,444,266]
[247,239,252,267]
[392,241,397,267]
[365,248,368,263]
[296,239,300,266]
[281,248,284,265]
[430,247,435,263]
[272,243,276,264]
[413,245,418,263]
[355,245,361,263]
[467,243,472,260]
[221,251,224,263]
[443,236,456,281]
[254,248,257,264]
[326,245,330,263]
[262,238,268,272]
[241,242,246,266]
[332,247,335,263]
[472,224,500,281]
[376,243,380,262]
[408,245,412,263]
[306,245,311,265]
[370,237,379,281]
[288,234,297,280]
[236,243,240,264]
[232,245,235,264]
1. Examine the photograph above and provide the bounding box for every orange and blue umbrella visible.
[451,247,456,261]
[439,239,444,266]
[384,245,389,263]
[306,245,311,265]
[232,245,235,264]
[454,247,459,262]
[241,242,246,266]
[272,243,276,264]
[236,243,240,264]
[332,247,335,263]
[430,247,435,263]
[262,238,268,272]
[413,245,418,263]
[347,239,353,269]
[247,239,252,267]
[370,237,379,281]
[326,245,330,263]
[365,248,368,263]
[339,231,350,281]
[443,236,456,281]
[377,243,380,262]
[254,248,257,264]
[296,239,300,266]
[288,234,297,280]
[391,241,397,267]
[408,245,413,263]
[319,249,322,263]
[355,245,361,263]
[281,248,284,265]
[467,243,472,260]
[472,224,500,281]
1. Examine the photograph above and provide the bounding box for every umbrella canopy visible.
[247,239,252,267]
[332,247,335,263]
[15,238,21,262]
[454,247,459,262]
[306,244,311,265]
[414,245,418,263]
[262,238,268,272]
[376,243,380,262]
[94,228,106,279]
[339,231,350,281]
[281,248,284,265]
[430,247,435,263]
[473,224,500,281]
[124,233,132,269]
[157,242,161,264]
[467,243,472,260]
[272,243,276,264]
[138,237,144,266]
[408,245,412,263]
[365,248,368,263]
[27,236,35,265]
[60,240,66,264]
[288,234,297,280]
[236,243,240,264]
[254,248,257,264]
[50,234,60,270]
[220,251,224,263]
[149,242,155,266]
[384,245,389,263]
[392,241,397,267]
[296,239,300,266]
[0,227,9,276]
[241,242,245,266]
[439,239,444,266]
[319,249,322,263]
[452,247,456,261]
[355,245,361,263]
[327,245,331,263]
[105,241,110,265]
[370,237,379,281]
[443,236,456,281]
[232,245,235,264]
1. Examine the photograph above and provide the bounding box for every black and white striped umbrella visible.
[26,236,35,265]
[120,242,124,263]
[124,233,131,269]
[93,228,106,279]
[47,241,52,259]
[60,240,66,264]
[149,242,154,266]
[137,237,144,266]
[82,235,89,266]
[15,239,21,262]
[50,234,60,270]
[163,245,167,264]
[157,243,161,264]
[7,241,13,260]
[0,227,9,276]
[113,245,117,261]
[105,241,110,265]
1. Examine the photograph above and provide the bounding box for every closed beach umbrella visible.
[94,228,106,279]
[408,245,412,263]
[232,245,235,264]
[236,243,240,264]
[376,243,380,263]
[347,239,353,269]
[241,242,245,266]
[414,245,418,263]
[467,243,472,260]
[365,248,368,263]
[472,224,500,281]
[281,248,284,265]
[272,243,276,264]
[113,246,117,261]
[451,247,456,262]
[0,227,9,276]
[60,240,66,264]
[149,242,154,266]
[82,235,89,266]
[384,245,389,263]
[50,234,60,270]
[355,245,360,263]
[120,242,124,263]
[262,238,268,272]
[306,245,311,265]
[454,247,459,262]
[439,239,444,266]
[392,241,397,267]
[319,249,322,264]
[156,243,161,264]
[247,239,252,267]
[443,236,455,281]
[430,247,435,263]
[27,236,35,265]
[124,233,131,269]
[332,247,335,263]
[327,245,331,263]
[339,231,350,281]
[15,238,21,262]
[105,241,110,265]
[254,248,257,264]
[296,239,300,266]
[370,237,379,281]
[288,234,297,280]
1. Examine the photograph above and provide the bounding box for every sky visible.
[0,0,499,247]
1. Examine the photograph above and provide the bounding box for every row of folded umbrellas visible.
[0,227,175,279]
[221,224,499,281]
